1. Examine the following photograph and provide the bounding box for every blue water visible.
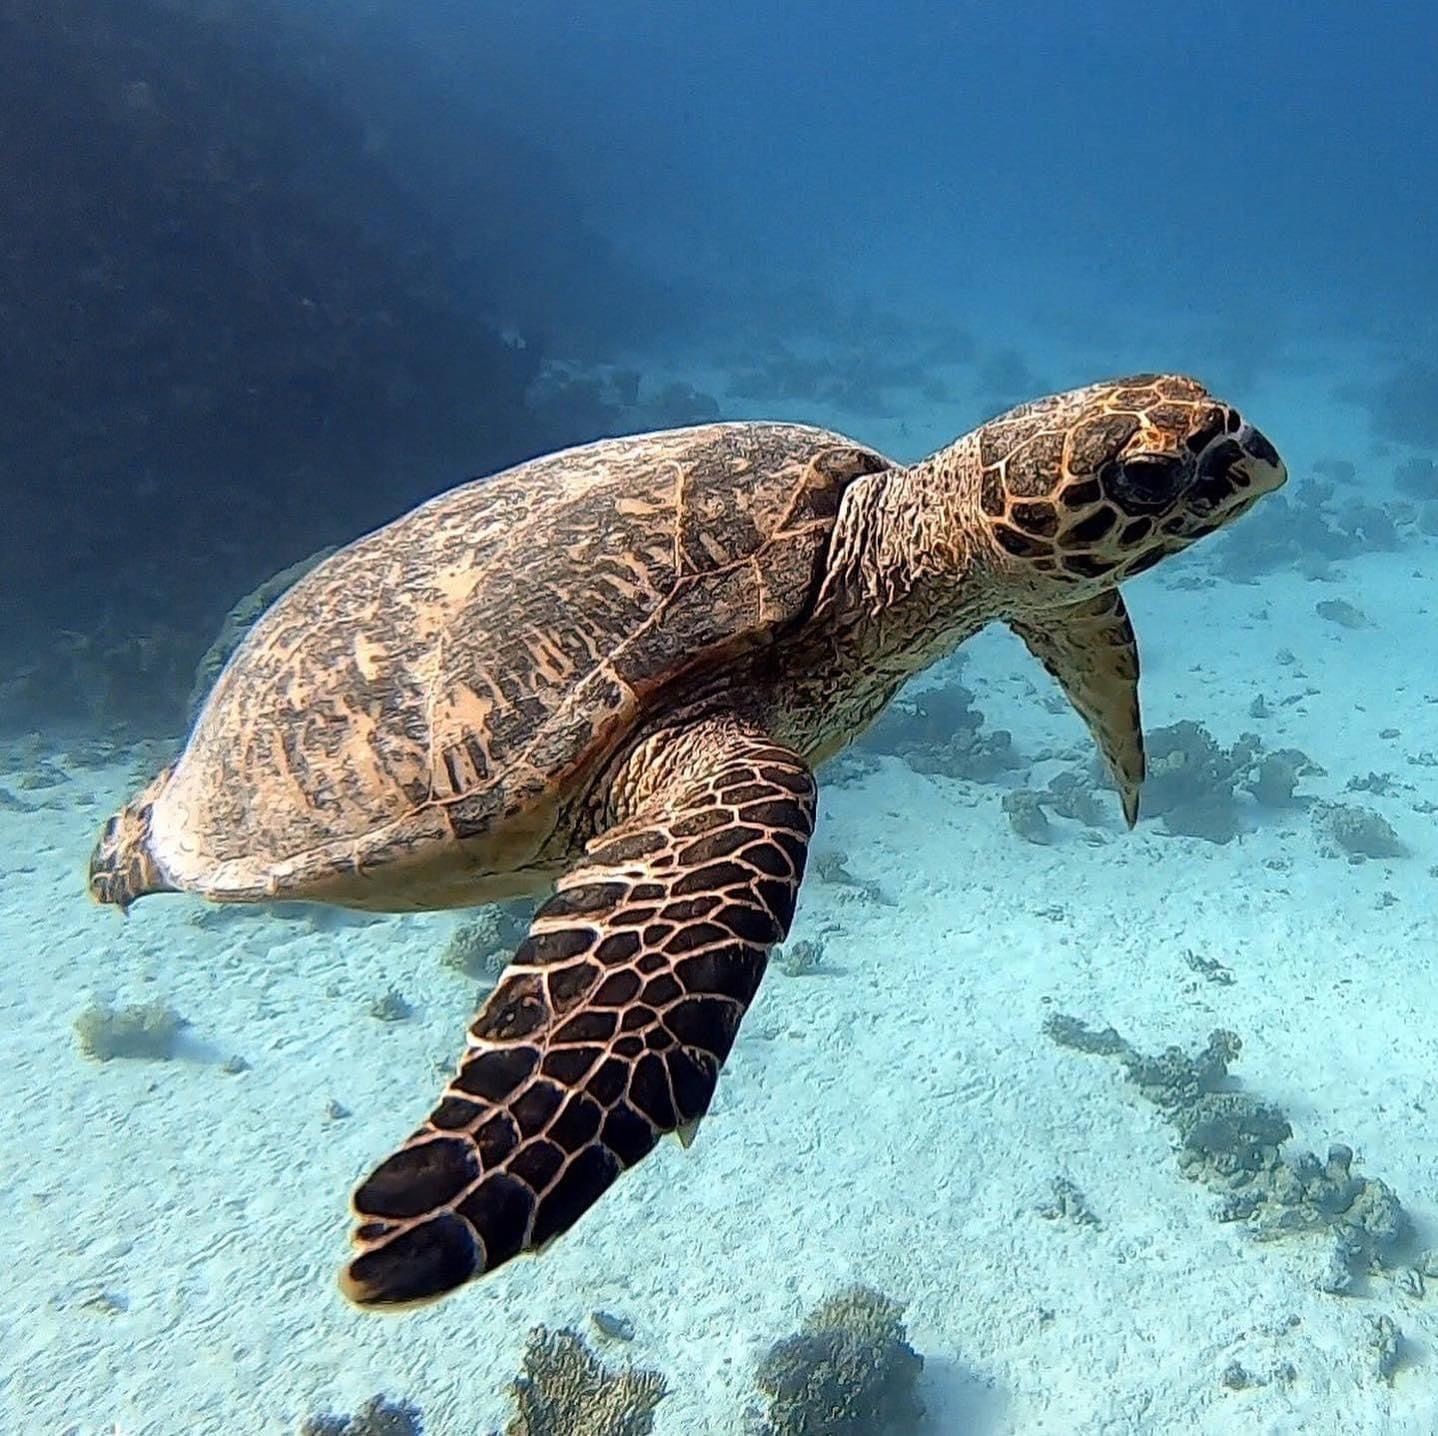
[3,2,1436,1432]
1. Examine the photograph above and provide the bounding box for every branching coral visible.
[299,1394,422,1436]
[1311,802,1407,860]
[74,999,186,1061]
[754,1284,924,1436]
[1045,1016,1414,1292]
[861,672,1018,783]
[503,1325,667,1436]
[441,902,535,982]
[1061,720,1324,844]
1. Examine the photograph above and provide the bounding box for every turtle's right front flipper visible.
[339,722,816,1309]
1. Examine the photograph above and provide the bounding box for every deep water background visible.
[2,0,1435,731]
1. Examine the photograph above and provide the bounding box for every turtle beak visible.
[1187,422,1286,520]
[1233,422,1287,497]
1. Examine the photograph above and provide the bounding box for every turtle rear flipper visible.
[339,721,816,1309]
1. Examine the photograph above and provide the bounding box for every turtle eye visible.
[1107,453,1189,510]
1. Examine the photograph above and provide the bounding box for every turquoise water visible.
[3,3,1436,1432]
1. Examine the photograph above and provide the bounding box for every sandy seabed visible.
[4,343,1436,1435]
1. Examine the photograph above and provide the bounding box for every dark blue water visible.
[5,0,1434,736]
[462,0,1437,326]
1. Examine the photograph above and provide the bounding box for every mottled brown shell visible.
[149,423,890,905]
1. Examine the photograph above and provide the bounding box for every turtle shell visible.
[148,422,890,907]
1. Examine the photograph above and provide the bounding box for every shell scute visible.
[152,422,889,902]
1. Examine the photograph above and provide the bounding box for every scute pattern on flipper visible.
[340,725,816,1308]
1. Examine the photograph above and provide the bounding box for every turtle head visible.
[970,373,1285,593]
[89,767,178,912]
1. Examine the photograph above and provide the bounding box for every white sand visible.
[3,339,1436,1434]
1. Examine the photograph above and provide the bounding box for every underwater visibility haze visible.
[3,1,1437,1432]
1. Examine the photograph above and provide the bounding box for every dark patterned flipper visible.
[1009,589,1145,826]
[339,725,816,1308]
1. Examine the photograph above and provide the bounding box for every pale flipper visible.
[1009,589,1144,825]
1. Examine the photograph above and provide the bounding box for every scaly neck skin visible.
[818,438,998,673]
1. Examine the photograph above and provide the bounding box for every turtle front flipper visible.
[1009,589,1145,826]
[339,722,816,1309]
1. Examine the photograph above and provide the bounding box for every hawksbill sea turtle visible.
[89,374,1286,1308]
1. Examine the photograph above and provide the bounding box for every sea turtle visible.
[89,374,1285,1309]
